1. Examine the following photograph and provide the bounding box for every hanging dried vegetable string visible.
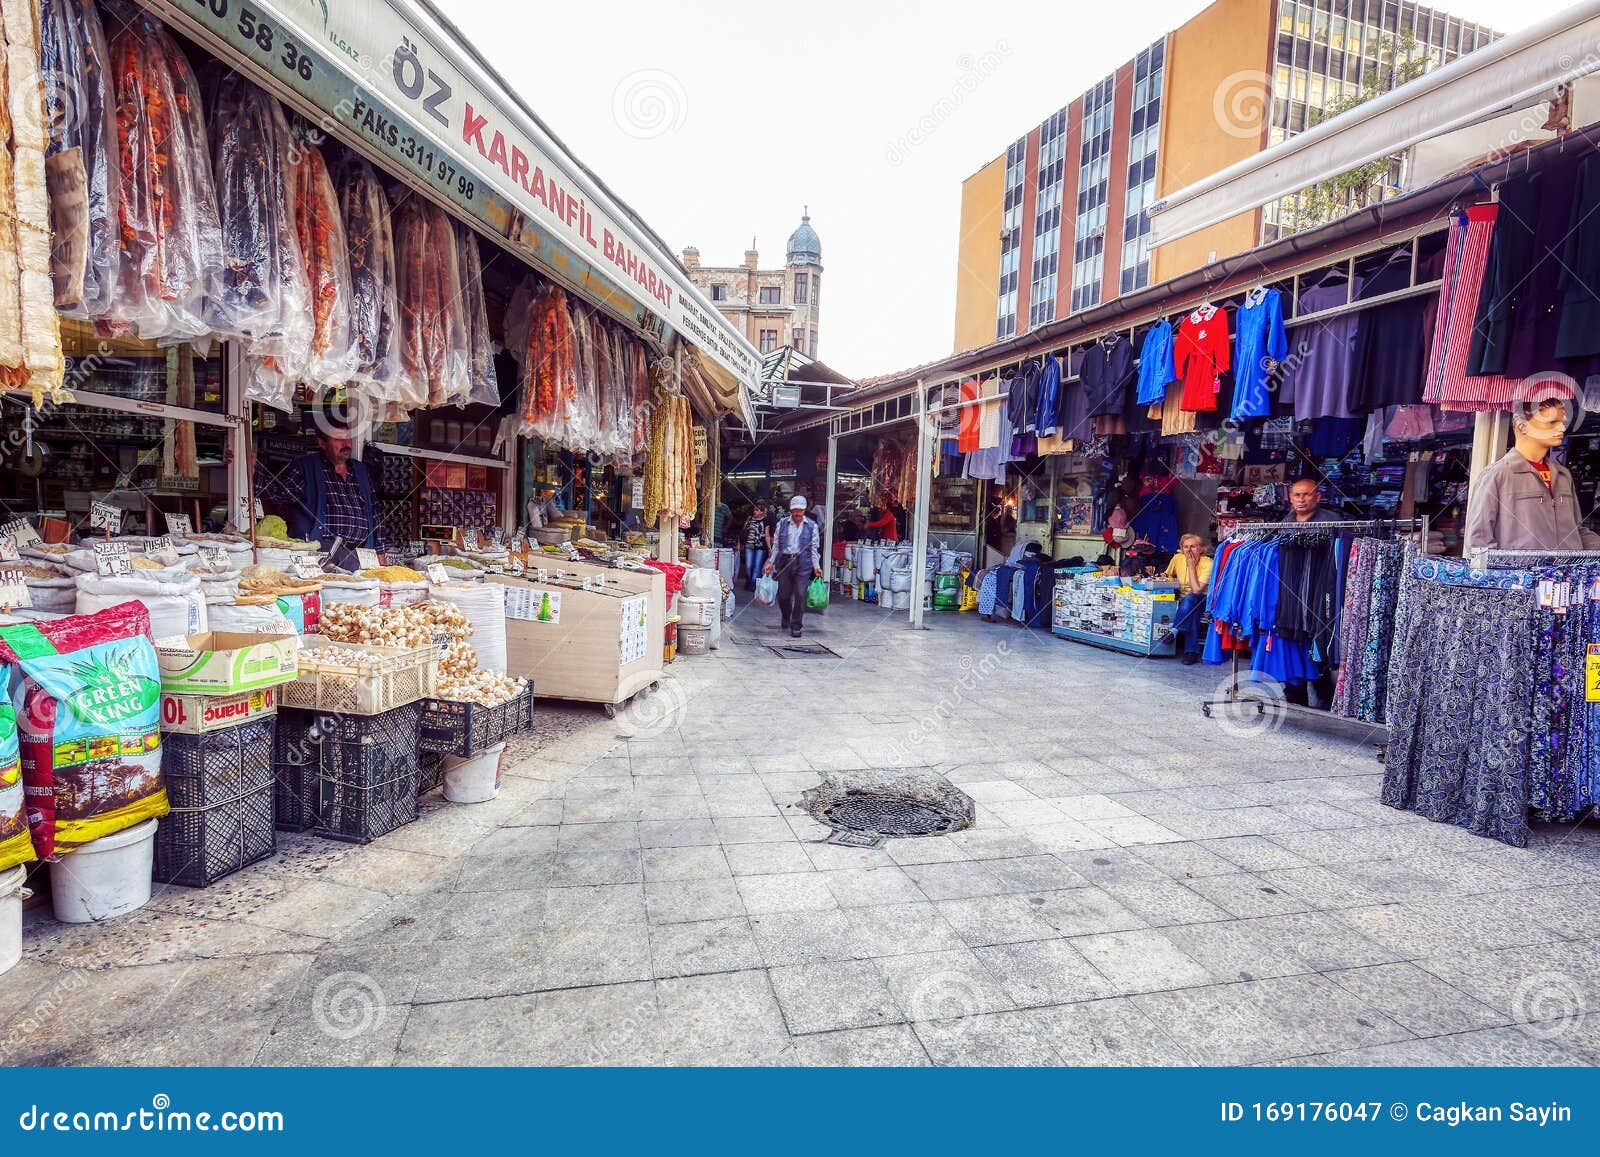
[1,0,64,401]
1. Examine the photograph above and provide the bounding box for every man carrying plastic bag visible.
[764,496,821,638]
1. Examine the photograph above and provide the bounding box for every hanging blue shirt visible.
[1035,354,1063,437]
[1229,288,1289,423]
[1136,320,1176,406]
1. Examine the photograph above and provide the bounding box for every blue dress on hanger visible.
[1230,288,1289,423]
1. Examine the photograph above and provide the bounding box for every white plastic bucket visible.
[443,742,505,804]
[1,863,28,976]
[50,818,157,924]
[857,546,877,581]
[679,624,710,655]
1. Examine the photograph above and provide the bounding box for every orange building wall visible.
[1152,0,1274,282]
[952,154,1006,354]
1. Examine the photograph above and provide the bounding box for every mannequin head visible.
[1512,396,1571,462]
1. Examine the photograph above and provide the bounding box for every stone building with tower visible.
[682,210,823,358]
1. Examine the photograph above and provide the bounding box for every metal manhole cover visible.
[765,643,837,658]
[820,793,967,837]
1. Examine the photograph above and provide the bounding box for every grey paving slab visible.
[736,873,838,915]
[935,895,1061,947]
[1073,929,1213,995]
[912,1010,1064,1066]
[646,877,746,924]
[1020,998,1197,1065]
[972,938,1117,1007]
[874,948,1017,1021]
[641,845,733,882]
[769,960,902,1034]
[787,1024,931,1065]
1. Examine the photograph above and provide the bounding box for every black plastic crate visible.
[418,684,535,757]
[418,753,444,796]
[154,720,277,887]
[276,705,421,844]
[272,709,323,833]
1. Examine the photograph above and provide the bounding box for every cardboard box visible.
[156,631,300,694]
[488,561,664,705]
[160,686,279,734]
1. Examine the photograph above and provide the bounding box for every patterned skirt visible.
[1381,581,1536,847]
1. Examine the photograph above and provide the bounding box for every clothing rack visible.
[1201,517,1429,746]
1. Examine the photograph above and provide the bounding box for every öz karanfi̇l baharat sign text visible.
[151,0,759,388]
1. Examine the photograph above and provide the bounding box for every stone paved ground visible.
[6,595,1600,1066]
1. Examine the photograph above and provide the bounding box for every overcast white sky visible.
[443,0,1571,380]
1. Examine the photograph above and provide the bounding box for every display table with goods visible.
[487,559,665,713]
[1052,571,1180,657]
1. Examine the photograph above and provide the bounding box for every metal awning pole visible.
[909,379,932,630]
[823,432,838,584]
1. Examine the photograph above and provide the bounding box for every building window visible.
[794,272,809,304]
[1071,70,1115,314]
[759,286,781,305]
[1028,106,1069,329]
[1264,0,1502,242]
[1119,38,1163,296]
[759,329,778,354]
[710,284,728,301]
[996,135,1027,340]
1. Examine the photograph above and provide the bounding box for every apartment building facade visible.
[952,0,1498,354]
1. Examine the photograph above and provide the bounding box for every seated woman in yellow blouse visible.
[1164,534,1213,664]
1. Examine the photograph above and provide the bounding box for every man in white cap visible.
[765,495,821,637]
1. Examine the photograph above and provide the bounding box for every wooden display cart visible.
[486,560,665,713]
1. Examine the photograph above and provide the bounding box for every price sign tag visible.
[490,525,505,545]
[511,534,527,553]
[146,535,180,566]
[426,563,450,585]
[630,478,644,509]
[0,536,18,563]
[1589,645,1600,703]
[355,548,381,570]
[460,528,481,552]
[165,513,193,536]
[0,518,42,547]
[431,630,452,660]
[290,557,324,581]
[407,540,426,558]
[93,541,132,577]
[510,557,524,576]
[254,498,265,520]
[486,563,505,574]
[0,576,30,610]
[581,576,593,592]
[89,501,121,533]
[197,545,230,572]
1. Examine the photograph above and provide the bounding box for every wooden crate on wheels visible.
[487,561,664,714]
